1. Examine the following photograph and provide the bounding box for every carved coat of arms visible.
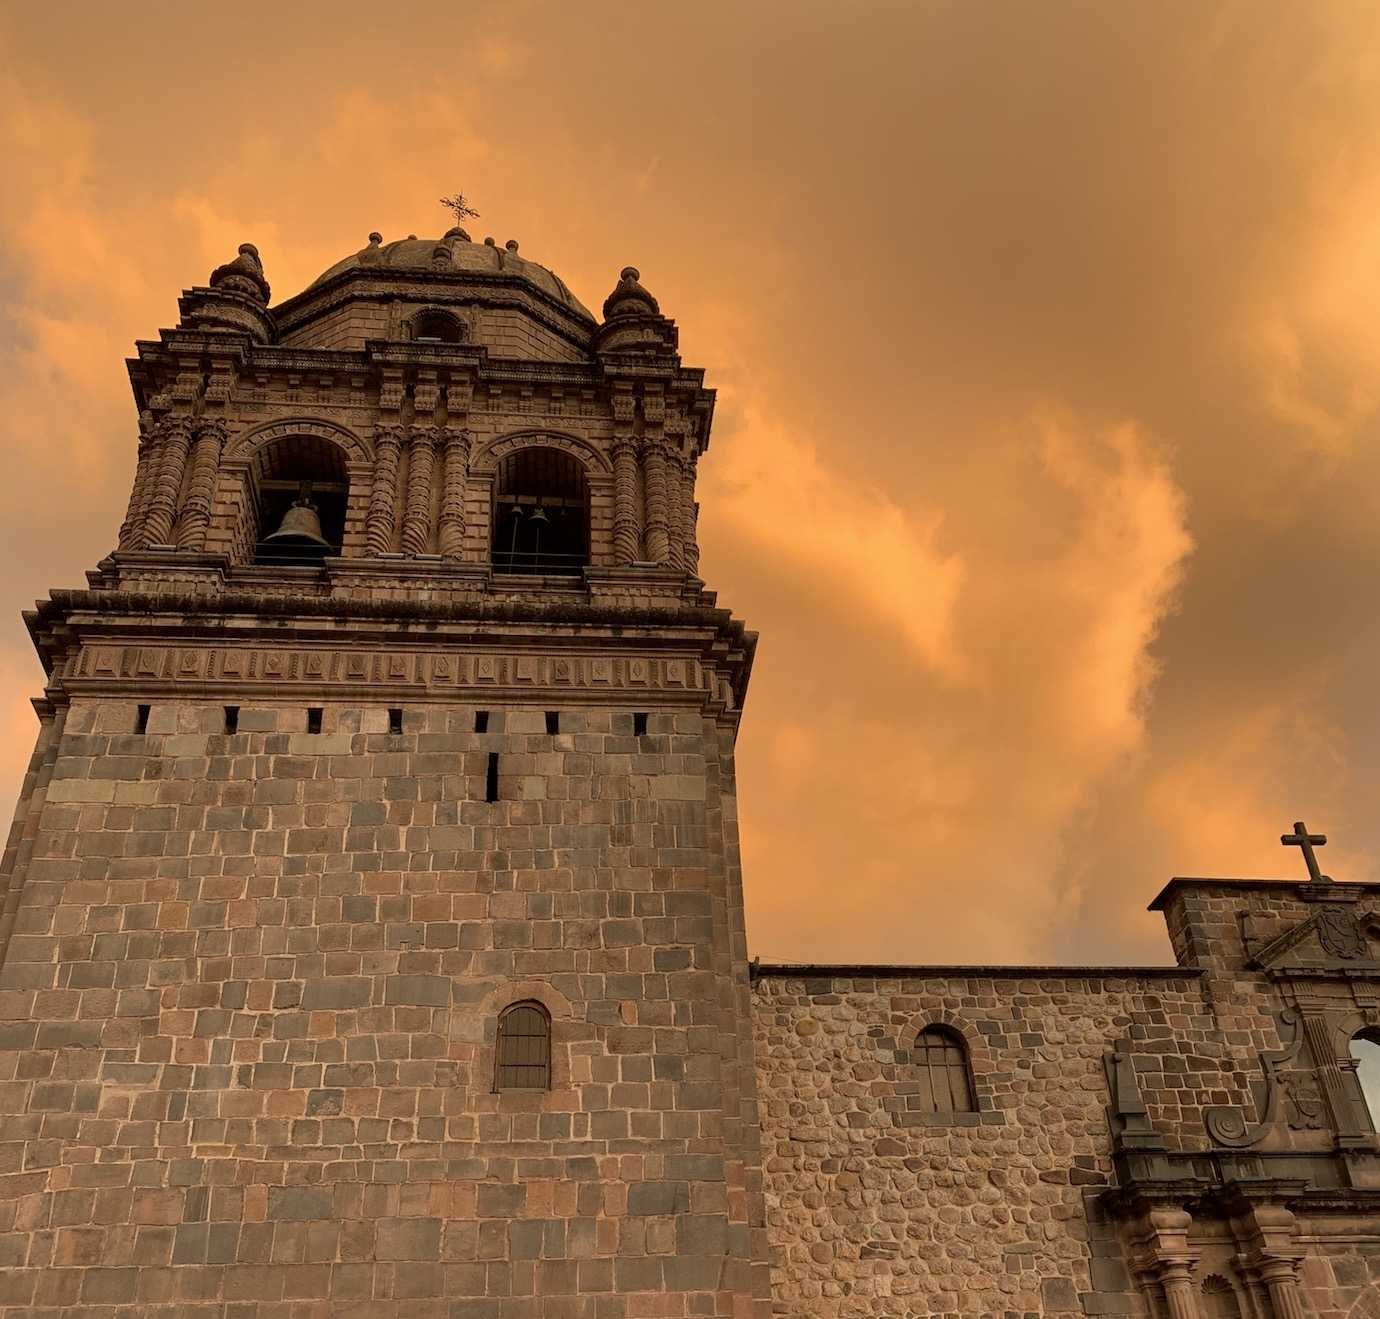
[1316,908,1367,960]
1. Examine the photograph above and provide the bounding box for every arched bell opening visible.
[492,446,589,575]
[249,435,350,566]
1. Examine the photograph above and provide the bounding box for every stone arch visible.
[225,416,370,467]
[469,979,578,1097]
[472,429,611,476]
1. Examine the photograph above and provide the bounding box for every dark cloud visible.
[2,2,1378,963]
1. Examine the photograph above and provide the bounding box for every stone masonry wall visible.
[0,695,765,1317]
[753,968,1233,1318]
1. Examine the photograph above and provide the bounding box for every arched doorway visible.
[249,434,350,565]
[492,446,589,574]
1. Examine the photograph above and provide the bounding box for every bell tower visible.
[0,226,767,1316]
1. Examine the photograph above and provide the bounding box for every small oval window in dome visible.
[412,309,464,344]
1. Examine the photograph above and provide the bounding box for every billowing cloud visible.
[2,3,1380,964]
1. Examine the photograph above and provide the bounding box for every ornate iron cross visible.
[1281,820,1330,884]
[439,192,480,226]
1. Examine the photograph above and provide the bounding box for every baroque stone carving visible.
[1317,907,1368,960]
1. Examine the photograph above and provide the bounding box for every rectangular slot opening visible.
[135,704,150,735]
[224,706,239,735]
[545,711,560,735]
[388,707,403,735]
[485,752,500,803]
[474,710,489,734]
[633,712,648,737]
[306,708,323,735]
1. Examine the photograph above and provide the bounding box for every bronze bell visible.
[264,497,331,548]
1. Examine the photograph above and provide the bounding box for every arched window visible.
[1200,1275,1243,1319]
[412,308,464,343]
[912,1025,976,1115]
[492,447,589,575]
[1351,1030,1380,1130]
[250,434,349,565]
[495,1001,551,1091]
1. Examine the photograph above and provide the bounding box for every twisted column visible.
[666,452,690,570]
[142,416,193,547]
[365,424,403,554]
[641,439,671,564]
[438,427,471,558]
[400,425,436,555]
[117,412,160,550]
[685,455,701,575]
[175,419,227,550]
[611,435,641,566]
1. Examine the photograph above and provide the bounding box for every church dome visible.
[307,228,594,321]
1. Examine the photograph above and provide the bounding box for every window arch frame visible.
[1350,1027,1380,1134]
[410,307,465,344]
[494,1000,553,1093]
[907,1022,978,1120]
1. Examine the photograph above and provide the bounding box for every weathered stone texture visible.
[0,700,765,1315]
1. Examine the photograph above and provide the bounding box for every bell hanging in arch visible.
[264,495,331,549]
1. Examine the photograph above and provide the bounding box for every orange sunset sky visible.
[2,2,1380,967]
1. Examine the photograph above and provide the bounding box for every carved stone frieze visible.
[72,642,710,698]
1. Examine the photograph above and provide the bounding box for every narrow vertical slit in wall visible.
[224,706,239,735]
[633,712,648,737]
[474,710,489,733]
[307,708,323,735]
[389,708,403,735]
[135,704,150,735]
[486,752,500,803]
[545,711,560,735]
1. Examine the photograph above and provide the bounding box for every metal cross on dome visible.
[1281,820,1332,884]
[439,192,481,226]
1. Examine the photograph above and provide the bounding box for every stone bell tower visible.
[0,223,767,1317]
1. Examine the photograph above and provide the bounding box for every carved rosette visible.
[438,427,471,559]
[611,435,641,566]
[175,418,228,550]
[142,416,195,547]
[117,411,160,550]
[400,426,436,556]
[641,439,671,564]
[364,424,403,555]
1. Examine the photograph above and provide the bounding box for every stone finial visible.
[368,232,382,245]
[443,226,471,242]
[602,265,660,320]
[505,239,519,253]
[209,242,270,304]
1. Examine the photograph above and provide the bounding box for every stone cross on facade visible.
[1282,820,1331,884]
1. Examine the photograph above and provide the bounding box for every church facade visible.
[1,223,1379,1317]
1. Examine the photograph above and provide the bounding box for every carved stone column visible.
[142,416,194,547]
[1130,1209,1201,1319]
[1300,1008,1372,1144]
[438,427,470,559]
[641,439,671,564]
[365,424,403,555]
[175,418,227,550]
[611,435,641,566]
[685,455,701,576]
[400,426,435,556]
[665,451,689,571]
[1157,1262,1201,1319]
[117,411,160,550]
[1238,1206,1305,1319]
